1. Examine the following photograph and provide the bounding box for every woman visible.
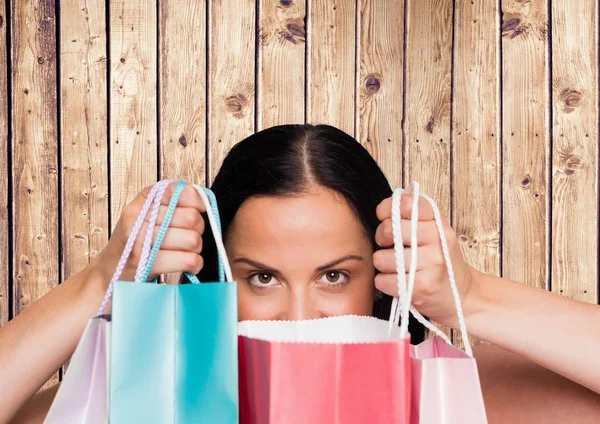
[2,124,600,423]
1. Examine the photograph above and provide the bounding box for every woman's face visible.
[226,186,376,321]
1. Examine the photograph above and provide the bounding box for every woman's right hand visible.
[91,183,207,290]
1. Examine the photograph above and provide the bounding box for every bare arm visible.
[0,266,104,423]
[466,271,600,395]
[475,345,600,424]
[0,268,103,422]
[11,385,61,424]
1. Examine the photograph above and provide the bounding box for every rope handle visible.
[96,180,173,315]
[190,185,233,282]
[388,182,473,357]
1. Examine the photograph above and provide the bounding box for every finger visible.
[375,218,439,248]
[152,227,203,253]
[374,273,400,298]
[373,245,443,273]
[376,195,435,221]
[146,251,204,279]
[160,184,207,212]
[146,206,205,233]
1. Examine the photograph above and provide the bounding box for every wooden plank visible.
[159,0,206,183]
[551,0,598,302]
[452,0,501,276]
[110,0,157,225]
[402,0,453,338]
[159,1,206,284]
[501,0,550,289]
[60,0,108,282]
[208,0,255,181]
[403,0,452,223]
[257,0,305,130]
[452,0,501,345]
[307,0,355,135]
[11,0,59,385]
[357,0,404,189]
[0,0,8,326]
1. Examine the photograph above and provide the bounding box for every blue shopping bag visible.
[108,181,238,423]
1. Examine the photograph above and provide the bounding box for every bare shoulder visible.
[474,344,600,423]
[10,384,59,424]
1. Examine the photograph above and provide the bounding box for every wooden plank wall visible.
[1,0,599,335]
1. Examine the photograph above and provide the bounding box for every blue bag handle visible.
[139,182,231,284]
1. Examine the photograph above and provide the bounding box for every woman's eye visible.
[249,273,279,288]
[319,271,349,286]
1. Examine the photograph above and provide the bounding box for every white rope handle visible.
[191,185,234,282]
[423,193,473,356]
[387,182,473,355]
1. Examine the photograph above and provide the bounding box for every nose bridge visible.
[286,283,319,320]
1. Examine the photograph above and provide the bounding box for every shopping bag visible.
[109,181,238,423]
[45,180,174,423]
[238,316,411,424]
[46,180,238,424]
[399,188,487,424]
[44,317,109,423]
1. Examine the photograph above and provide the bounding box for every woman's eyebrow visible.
[232,257,280,274]
[315,255,364,272]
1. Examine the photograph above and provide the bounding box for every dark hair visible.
[199,124,425,343]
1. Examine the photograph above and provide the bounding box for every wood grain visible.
[501,0,550,289]
[208,0,255,181]
[452,0,501,345]
[159,0,206,184]
[257,0,305,130]
[11,0,59,385]
[60,0,108,281]
[307,0,355,135]
[403,0,453,338]
[403,0,452,219]
[357,0,404,189]
[109,0,157,225]
[0,0,8,326]
[551,0,598,302]
[452,0,501,276]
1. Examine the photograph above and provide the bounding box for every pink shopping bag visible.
[238,315,411,424]
[44,317,109,423]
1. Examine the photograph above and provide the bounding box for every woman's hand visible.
[92,183,207,289]
[372,194,481,328]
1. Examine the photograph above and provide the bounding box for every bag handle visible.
[389,182,473,357]
[136,183,233,284]
[96,180,174,315]
[191,184,233,282]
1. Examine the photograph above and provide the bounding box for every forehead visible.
[226,188,371,259]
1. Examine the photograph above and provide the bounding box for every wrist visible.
[461,267,492,328]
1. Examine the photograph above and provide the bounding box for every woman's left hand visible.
[373,194,481,328]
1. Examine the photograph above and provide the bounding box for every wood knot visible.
[560,88,583,113]
[178,135,187,147]
[558,147,583,176]
[225,94,248,118]
[287,20,305,39]
[0,15,4,28]
[502,15,530,38]
[426,118,435,133]
[280,0,292,6]
[24,89,29,95]
[37,56,44,64]
[520,174,531,187]
[365,75,381,94]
